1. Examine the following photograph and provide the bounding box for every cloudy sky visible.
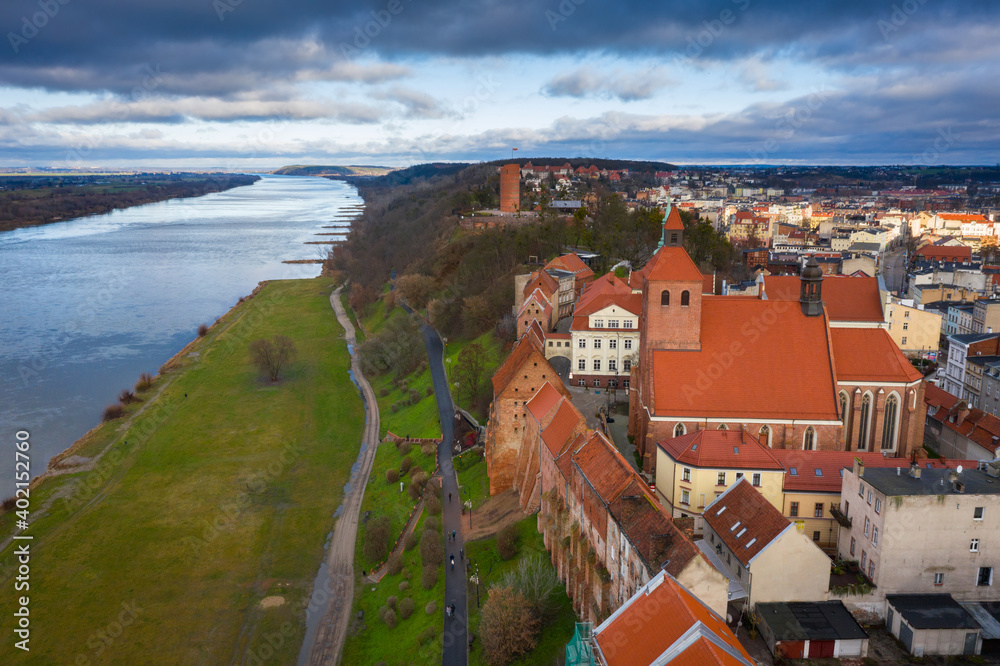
[0,0,997,168]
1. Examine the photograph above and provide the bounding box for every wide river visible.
[0,175,363,496]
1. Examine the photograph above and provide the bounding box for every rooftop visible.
[703,478,792,566]
[658,430,783,471]
[858,466,1000,497]
[886,594,981,630]
[756,601,869,642]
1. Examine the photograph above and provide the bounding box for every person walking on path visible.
[450,554,455,571]
[459,548,463,561]
[449,492,452,503]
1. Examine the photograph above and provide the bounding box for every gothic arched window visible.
[881,394,899,451]
[661,290,670,306]
[858,393,872,451]
[803,426,816,451]
[759,425,771,447]
[674,423,686,437]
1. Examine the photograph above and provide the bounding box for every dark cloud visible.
[542,67,674,101]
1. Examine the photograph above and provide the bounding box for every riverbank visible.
[0,277,365,664]
[0,173,260,233]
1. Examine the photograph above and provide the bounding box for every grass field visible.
[0,277,365,664]
[455,449,490,510]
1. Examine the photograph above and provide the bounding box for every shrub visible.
[404,532,419,551]
[421,564,439,590]
[421,442,436,457]
[249,335,297,382]
[102,403,126,421]
[498,556,560,620]
[426,386,434,396]
[426,493,442,516]
[386,595,398,609]
[197,323,208,337]
[135,372,154,392]
[399,581,410,592]
[480,587,540,666]
[399,597,415,620]
[420,530,444,565]
[424,516,441,533]
[400,441,412,456]
[1,496,15,513]
[391,403,399,414]
[408,482,421,501]
[118,389,138,405]
[420,625,436,645]
[409,389,421,404]
[379,387,390,398]
[411,469,429,490]
[379,606,397,628]
[386,468,400,484]
[498,524,519,561]
[400,456,413,475]
[425,601,437,616]
[363,515,392,562]
[387,554,403,576]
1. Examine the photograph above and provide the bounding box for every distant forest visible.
[0,173,260,233]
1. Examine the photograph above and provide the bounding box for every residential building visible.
[883,295,942,356]
[910,284,981,305]
[545,252,595,305]
[940,333,998,398]
[589,571,753,666]
[946,303,976,336]
[836,461,1000,612]
[517,288,553,339]
[924,383,1000,460]
[701,478,832,609]
[965,355,1000,409]
[982,361,1000,418]
[972,299,1000,334]
[569,274,641,389]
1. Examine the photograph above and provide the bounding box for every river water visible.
[0,175,363,497]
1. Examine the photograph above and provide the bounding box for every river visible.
[0,175,363,497]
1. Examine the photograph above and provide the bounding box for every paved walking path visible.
[302,285,382,665]
[367,500,425,584]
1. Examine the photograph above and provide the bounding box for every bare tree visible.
[453,341,490,407]
[480,586,540,666]
[249,335,296,381]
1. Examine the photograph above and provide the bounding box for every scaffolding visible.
[565,621,595,666]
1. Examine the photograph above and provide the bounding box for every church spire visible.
[657,193,673,249]
[658,193,684,248]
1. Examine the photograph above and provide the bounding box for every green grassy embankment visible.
[0,277,364,665]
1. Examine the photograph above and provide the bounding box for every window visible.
[759,425,771,447]
[868,561,875,579]
[608,359,617,371]
[872,527,879,548]
[608,319,619,328]
[718,423,729,430]
[578,359,586,370]
[802,426,815,450]
[661,290,670,306]
[903,322,909,330]
[844,500,849,516]
[578,338,586,348]
[858,393,872,450]
[592,379,600,387]
[752,473,762,487]
[971,539,980,553]
[594,320,604,328]
[864,517,870,537]
[593,359,601,371]
[623,359,631,372]
[790,502,799,517]
[861,550,867,569]
[975,506,985,520]
[875,498,882,514]
[979,567,993,587]
[934,573,944,586]
[813,531,821,542]
[681,489,690,505]
[850,537,856,556]
[674,423,686,437]
[905,311,910,319]
[681,290,690,306]
[859,482,864,498]
[735,472,744,480]
[882,394,899,451]
[578,379,586,386]
[624,339,632,350]
[623,320,633,329]
[682,467,691,482]
[814,503,824,518]
[594,338,602,349]
[622,379,630,389]
[609,338,617,350]
[867,490,873,505]
[717,472,726,486]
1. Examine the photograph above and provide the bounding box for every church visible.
[627,206,926,474]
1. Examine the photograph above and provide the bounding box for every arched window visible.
[803,426,816,451]
[759,425,771,447]
[674,423,686,437]
[681,291,690,306]
[718,423,729,430]
[661,290,670,306]
[881,393,899,451]
[858,393,872,451]
[840,390,851,448]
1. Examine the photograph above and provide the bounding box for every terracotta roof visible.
[831,328,923,383]
[517,288,552,317]
[555,433,587,480]
[643,246,705,283]
[545,253,594,280]
[526,381,563,422]
[572,292,642,319]
[658,430,783,470]
[490,328,546,395]
[573,432,636,502]
[593,571,752,666]
[546,333,571,339]
[702,274,716,295]
[916,245,972,260]
[541,399,585,456]
[764,275,884,322]
[704,479,791,566]
[772,448,979,493]
[523,269,558,300]
[664,205,684,231]
[576,273,634,311]
[925,382,1000,453]
[939,213,989,223]
[651,298,840,420]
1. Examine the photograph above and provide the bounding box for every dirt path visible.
[463,489,525,542]
[303,285,382,665]
[367,500,425,584]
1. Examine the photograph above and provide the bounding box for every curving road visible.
[301,285,382,665]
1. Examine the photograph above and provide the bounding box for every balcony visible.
[829,502,852,528]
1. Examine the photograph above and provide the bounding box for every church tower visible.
[799,256,825,317]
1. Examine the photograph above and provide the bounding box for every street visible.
[882,245,907,295]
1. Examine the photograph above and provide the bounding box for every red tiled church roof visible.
[764,275,884,322]
[831,328,923,383]
[644,246,705,283]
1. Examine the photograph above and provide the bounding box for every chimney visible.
[909,463,922,479]
[854,457,865,478]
